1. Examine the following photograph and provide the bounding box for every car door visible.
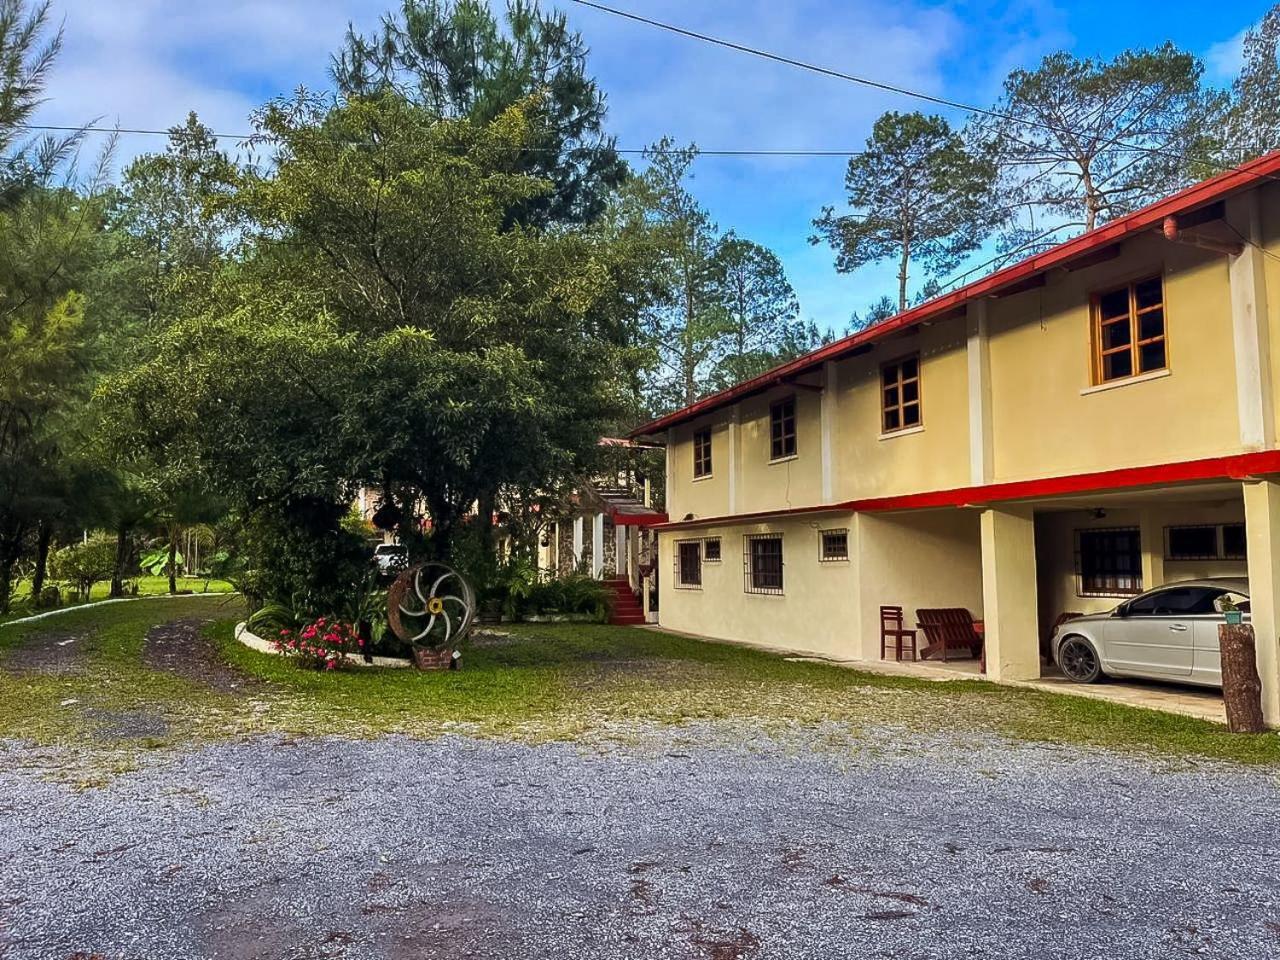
[1106,587,1203,678]
[1189,590,1248,686]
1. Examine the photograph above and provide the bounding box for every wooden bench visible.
[916,608,984,662]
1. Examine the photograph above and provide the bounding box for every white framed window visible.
[703,537,722,562]
[820,529,849,562]
[675,539,702,588]
[744,533,784,595]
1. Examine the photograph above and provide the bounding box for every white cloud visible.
[1205,27,1247,83]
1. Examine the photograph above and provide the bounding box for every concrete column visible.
[966,299,994,485]
[1243,480,1280,723]
[1228,192,1274,450]
[665,428,676,518]
[592,512,605,578]
[572,516,583,567]
[980,506,1041,681]
[821,361,838,501]
[1139,508,1165,592]
[727,407,739,514]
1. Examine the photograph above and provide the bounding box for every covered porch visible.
[860,473,1280,724]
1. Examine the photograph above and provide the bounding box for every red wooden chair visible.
[879,605,918,661]
[916,608,984,661]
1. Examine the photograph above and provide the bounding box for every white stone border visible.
[234,622,412,669]
[1,592,239,628]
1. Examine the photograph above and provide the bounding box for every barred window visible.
[676,540,702,588]
[693,428,712,478]
[770,397,797,460]
[1077,527,1142,597]
[1165,523,1248,561]
[703,537,722,562]
[744,534,784,594]
[820,529,849,562]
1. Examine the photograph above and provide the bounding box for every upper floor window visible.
[1092,276,1166,384]
[693,428,712,478]
[881,355,921,434]
[770,397,797,460]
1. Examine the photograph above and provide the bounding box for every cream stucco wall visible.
[658,514,857,659]
[667,414,732,521]
[853,509,985,660]
[832,320,972,501]
[988,231,1242,481]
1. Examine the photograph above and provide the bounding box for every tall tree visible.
[1224,5,1280,163]
[813,111,996,313]
[707,231,801,388]
[622,139,726,410]
[333,0,625,227]
[981,45,1219,238]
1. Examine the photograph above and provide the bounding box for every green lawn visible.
[3,594,1278,766]
[1,575,235,625]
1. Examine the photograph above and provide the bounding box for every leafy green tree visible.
[980,46,1220,236]
[48,534,116,600]
[707,231,801,388]
[333,0,625,227]
[101,95,639,604]
[813,111,996,313]
[1224,5,1280,162]
[847,295,897,334]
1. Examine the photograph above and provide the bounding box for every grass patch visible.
[3,601,1278,766]
[1,575,235,625]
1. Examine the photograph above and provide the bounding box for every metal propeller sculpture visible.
[387,562,477,650]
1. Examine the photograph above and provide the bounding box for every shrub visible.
[273,616,364,670]
[48,536,117,601]
[515,573,612,621]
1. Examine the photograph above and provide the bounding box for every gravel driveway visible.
[2,726,1279,960]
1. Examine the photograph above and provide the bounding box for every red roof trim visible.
[612,511,669,527]
[651,450,1280,532]
[630,151,1280,438]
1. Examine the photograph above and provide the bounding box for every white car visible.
[373,543,408,576]
[1050,577,1250,687]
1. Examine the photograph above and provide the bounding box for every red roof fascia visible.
[650,450,1280,532]
[612,511,669,527]
[630,151,1280,438]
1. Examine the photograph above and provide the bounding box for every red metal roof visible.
[630,151,1280,438]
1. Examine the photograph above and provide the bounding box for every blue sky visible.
[34,0,1277,333]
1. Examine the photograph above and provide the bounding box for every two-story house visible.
[630,152,1280,722]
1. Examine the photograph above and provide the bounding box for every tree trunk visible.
[897,242,910,313]
[30,521,52,602]
[1219,623,1267,733]
[0,556,12,615]
[110,524,130,597]
[167,533,178,595]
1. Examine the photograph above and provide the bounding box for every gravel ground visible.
[2,726,1280,960]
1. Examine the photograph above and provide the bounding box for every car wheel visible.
[1058,635,1103,684]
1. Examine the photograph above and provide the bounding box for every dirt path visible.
[142,617,266,694]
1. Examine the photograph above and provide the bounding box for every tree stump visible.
[1219,624,1266,733]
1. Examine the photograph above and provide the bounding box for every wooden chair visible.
[916,608,984,661]
[879,605,918,661]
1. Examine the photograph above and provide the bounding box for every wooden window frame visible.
[880,355,922,435]
[692,427,713,479]
[1075,527,1143,598]
[675,539,702,589]
[743,533,784,595]
[769,396,797,461]
[703,536,722,563]
[819,528,849,562]
[1090,275,1167,385]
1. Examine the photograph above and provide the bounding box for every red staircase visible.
[605,578,647,626]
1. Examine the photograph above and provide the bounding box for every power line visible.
[18,122,867,158]
[567,0,1277,188]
